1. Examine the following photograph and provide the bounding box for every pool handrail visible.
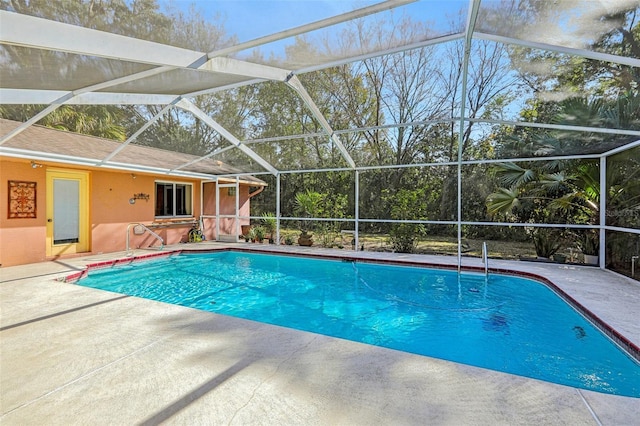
[126,223,164,256]
[482,241,488,278]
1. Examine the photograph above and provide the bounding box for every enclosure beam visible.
[176,99,279,176]
[297,32,465,75]
[0,89,178,105]
[476,32,640,69]
[285,75,356,169]
[0,10,204,67]
[173,145,239,173]
[238,118,640,147]
[467,118,640,138]
[206,0,418,59]
[100,102,178,165]
[201,57,290,81]
[605,226,640,236]
[0,102,69,146]
[602,139,640,157]
[0,65,174,146]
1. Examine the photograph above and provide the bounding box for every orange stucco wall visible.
[0,157,254,267]
[0,159,48,266]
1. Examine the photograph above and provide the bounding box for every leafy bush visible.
[576,229,599,256]
[294,190,325,232]
[389,223,425,253]
[531,228,563,258]
[385,188,427,253]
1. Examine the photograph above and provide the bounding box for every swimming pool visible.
[76,251,640,397]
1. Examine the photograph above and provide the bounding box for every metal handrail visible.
[126,223,164,256]
[482,241,488,278]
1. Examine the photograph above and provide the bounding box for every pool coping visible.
[64,246,640,366]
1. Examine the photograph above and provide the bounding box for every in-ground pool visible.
[76,251,640,397]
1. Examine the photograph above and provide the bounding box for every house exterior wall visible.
[89,169,201,254]
[0,159,47,266]
[0,158,252,267]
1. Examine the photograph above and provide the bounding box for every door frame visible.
[46,169,90,256]
[216,181,240,242]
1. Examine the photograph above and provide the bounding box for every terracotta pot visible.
[298,232,313,246]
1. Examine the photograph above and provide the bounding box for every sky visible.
[163,0,468,43]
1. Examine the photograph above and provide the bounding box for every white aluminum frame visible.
[1,1,639,273]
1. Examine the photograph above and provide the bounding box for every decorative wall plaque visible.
[8,180,37,218]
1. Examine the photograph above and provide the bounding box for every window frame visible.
[154,181,193,218]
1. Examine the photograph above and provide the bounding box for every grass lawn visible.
[270,228,581,263]
[357,234,538,260]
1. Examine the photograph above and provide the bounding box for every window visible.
[155,182,192,217]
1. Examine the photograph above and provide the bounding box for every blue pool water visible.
[77,251,640,397]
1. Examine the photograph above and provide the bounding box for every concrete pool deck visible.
[1,243,639,425]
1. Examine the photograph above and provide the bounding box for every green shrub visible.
[390,223,426,253]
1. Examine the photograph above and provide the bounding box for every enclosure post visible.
[276,173,281,245]
[456,0,480,273]
[235,176,240,242]
[355,170,359,251]
[457,154,463,273]
[599,156,606,269]
[215,181,220,242]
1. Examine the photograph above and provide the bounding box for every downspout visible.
[248,186,265,198]
[200,180,203,231]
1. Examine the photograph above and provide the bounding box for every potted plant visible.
[552,253,567,263]
[294,190,324,247]
[253,226,266,243]
[261,213,276,244]
[298,230,313,246]
[247,227,256,243]
[241,224,252,242]
[578,229,599,265]
[531,228,562,260]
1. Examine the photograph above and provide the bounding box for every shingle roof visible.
[0,119,266,185]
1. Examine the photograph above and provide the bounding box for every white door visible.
[46,169,89,256]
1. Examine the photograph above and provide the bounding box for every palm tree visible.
[486,92,640,258]
[486,161,591,258]
[1,104,127,141]
[40,105,127,140]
